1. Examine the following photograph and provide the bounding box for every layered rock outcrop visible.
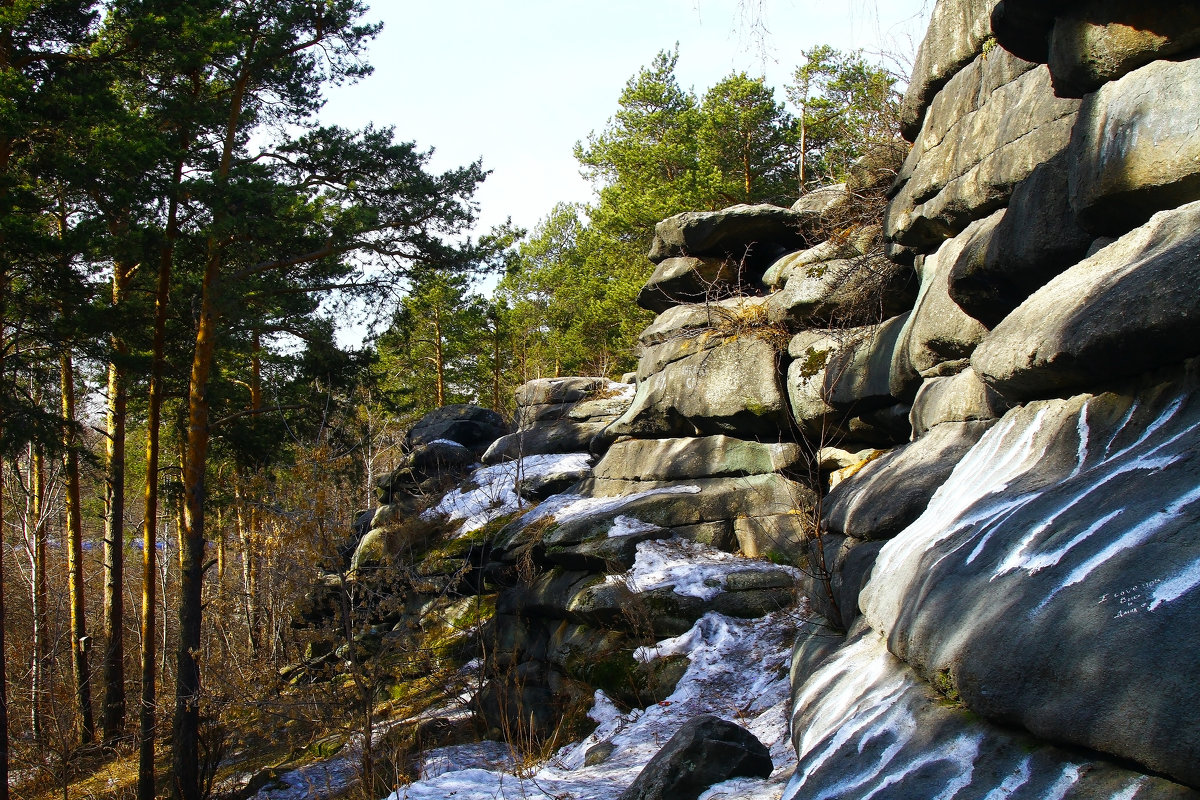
[783,2,1200,797]
[324,2,1200,795]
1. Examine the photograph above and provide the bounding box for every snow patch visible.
[607,515,664,538]
[426,452,593,535]
[388,610,800,800]
[611,537,800,601]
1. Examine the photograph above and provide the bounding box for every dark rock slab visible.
[892,223,991,381]
[648,204,813,265]
[609,335,790,439]
[482,422,610,465]
[618,715,772,800]
[948,152,1092,327]
[888,61,1079,251]
[636,256,741,312]
[765,254,915,329]
[900,0,1000,141]
[990,0,1072,63]
[639,296,771,347]
[824,313,910,412]
[376,440,477,502]
[514,377,612,407]
[1048,1,1200,97]
[405,404,507,456]
[594,436,804,482]
[909,367,1010,438]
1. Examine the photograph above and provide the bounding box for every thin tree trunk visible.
[0,271,10,800]
[1,26,14,794]
[798,108,807,193]
[234,482,259,655]
[102,259,135,744]
[31,444,47,743]
[62,349,96,744]
[433,306,445,407]
[139,154,180,800]
[491,315,502,412]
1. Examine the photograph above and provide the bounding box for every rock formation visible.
[312,2,1200,796]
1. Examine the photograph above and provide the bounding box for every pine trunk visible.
[175,56,249,789]
[30,445,46,744]
[139,164,179,800]
[101,262,133,743]
[62,350,95,744]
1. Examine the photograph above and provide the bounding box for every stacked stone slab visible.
[482,376,631,464]
[782,0,1200,797]
[477,375,801,741]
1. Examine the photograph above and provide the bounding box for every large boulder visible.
[899,0,1000,141]
[786,330,846,443]
[785,325,915,446]
[609,335,790,439]
[822,420,994,541]
[494,472,815,560]
[948,151,1093,327]
[516,392,634,431]
[376,440,477,503]
[909,367,1009,437]
[888,59,1080,250]
[482,421,610,464]
[636,256,741,313]
[787,622,1200,800]
[989,0,1072,63]
[973,201,1200,402]
[1068,58,1200,235]
[618,715,772,800]
[823,313,910,412]
[860,369,1200,787]
[514,377,613,407]
[790,182,848,215]
[1047,1,1200,97]
[648,204,814,266]
[760,224,880,291]
[594,436,804,482]
[765,254,915,329]
[405,404,507,456]
[638,296,771,347]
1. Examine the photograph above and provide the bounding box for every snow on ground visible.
[613,537,804,601]
[426,453,594,535]
[388,606,803,800]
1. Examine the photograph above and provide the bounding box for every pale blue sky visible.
[321,1,932,238]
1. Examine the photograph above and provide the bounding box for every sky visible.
[320,0,933,240]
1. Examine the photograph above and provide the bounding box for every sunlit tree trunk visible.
[30,444,47,744]
[139,154,181,800]
[62,348,95,744]
[175,56,252,800]
[102,256,136,744]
